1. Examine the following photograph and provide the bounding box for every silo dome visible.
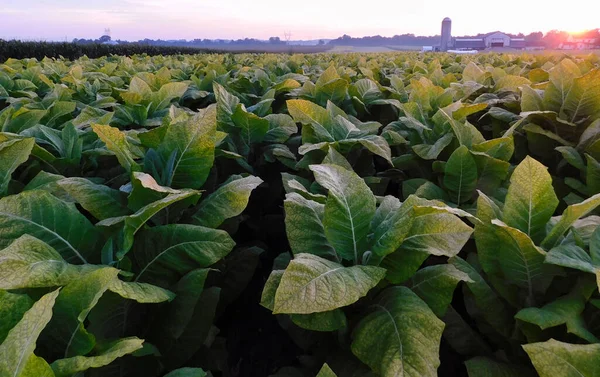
[443,17,451,22]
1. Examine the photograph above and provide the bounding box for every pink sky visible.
[1,0,597,41]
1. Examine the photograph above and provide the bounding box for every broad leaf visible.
[444,145,478,205]
[0,190,101,263]
[502,156,558,242]
[0,291,33,344]
[157,105,217,189]
[516,295,598,343]
[284,193,336,259]
[408,264,473,317]
[192,175,263,228]
[98,190,200,259]
[57,178,129,220]
[0,138,34,196]
[310,164,376,262]
[542,193,600,250]
[0,290,59,377]
[50,337,144,377]
[351,287,444,377]
[273,253,385,314]
[0,235,99,289]
[42,268,120,358]
[523,339,600,377]
[132,224,235,287]
[92,124,140,173]
[370,196,413,258]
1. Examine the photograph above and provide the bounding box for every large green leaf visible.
[545,243,600,289]
[91,124,140,173]
[543,59,581,115]
[515,295,598,343]
[3,109,47,134]
[213,82,240,131]
[57,178,130,221]
[132,224,235,287]
[162,287,220,369]
[98,190,199,259]
[407,264,472,317]
[382,208,473,283]
[0,138,34,196]
[490,220,553,298]
[521,85,544,112]
[108,280,174,304]
[0,290,33,344]
[191,175,263,228]
[369,196,413,258]
[0,290,59,377]
[284,193,336,259]
[563,69,600,123]
[231,104,269,155]
[502,156,558,242]
[127,171,181,211]
[287,99,335,142]
[542,193,600,249]
[151,82,188,113]
[351,287,444,377]
[50,337,144,377]
[444,145,478,205]
[523,339,600,377]
[412,133,453,160]
[273,253,385,314]
[42,268,120,358]
[0,190,101,263]
[449,256,513,336]
[310,164,376,262]
[0,235,99,289]
[157,269,210,340]
[261,267,346,331]
[261,270,284,311]
[157,105,217,189]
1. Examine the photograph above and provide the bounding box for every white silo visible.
[441,17,452,51]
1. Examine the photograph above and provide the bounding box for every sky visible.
[0,0,598,41]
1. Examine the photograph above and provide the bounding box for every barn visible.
[454,32,526,50]
[454,38,486,50]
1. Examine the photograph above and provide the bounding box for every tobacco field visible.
[1,51,600,377]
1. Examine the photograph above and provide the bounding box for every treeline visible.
[0,40,216,61]
[328,29,600,48]
[329,34,440,46]
[73,36,290,47]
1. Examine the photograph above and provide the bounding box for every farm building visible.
[559,35,598,49]
[454,38,486,50]
[454,32,526,50]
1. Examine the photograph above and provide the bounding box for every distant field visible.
[330,45,422,53]
[209,44,333,53]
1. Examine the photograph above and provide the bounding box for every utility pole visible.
[284,31,292,54]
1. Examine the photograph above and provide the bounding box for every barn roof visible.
[455,39,486,49]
